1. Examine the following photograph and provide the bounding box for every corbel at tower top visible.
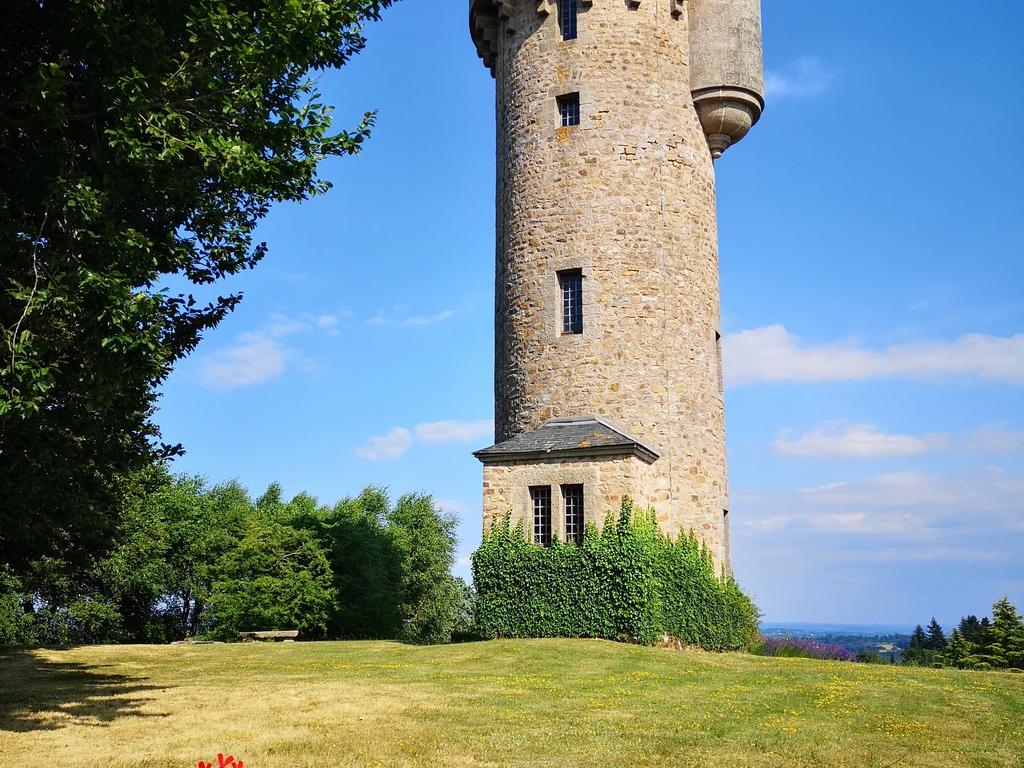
[468,0,765,158]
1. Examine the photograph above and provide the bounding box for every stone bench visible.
[239,630,299,642]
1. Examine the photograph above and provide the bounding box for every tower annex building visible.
[470,0,765,571]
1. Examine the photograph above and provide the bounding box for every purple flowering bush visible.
[755,635,855,662]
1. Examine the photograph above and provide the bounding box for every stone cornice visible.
[470,0,597,75]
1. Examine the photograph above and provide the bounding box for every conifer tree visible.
[925,617,947,651]
[942,629,973,669]
[989,598,1024,670]
[905,624,928,665]
[958,615,986,645]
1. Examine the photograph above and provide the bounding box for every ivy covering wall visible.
[472,502,759,651]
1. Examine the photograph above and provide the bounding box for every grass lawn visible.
[1,639,1022,768]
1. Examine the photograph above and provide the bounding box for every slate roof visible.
[473,416,660,464]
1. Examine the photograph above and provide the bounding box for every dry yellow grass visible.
[1,639,1022,768]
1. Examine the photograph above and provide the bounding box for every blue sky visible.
[158,1,1024,628]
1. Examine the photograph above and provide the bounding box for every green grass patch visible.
[1,640,1022,767]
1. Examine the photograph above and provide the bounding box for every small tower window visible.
[558,93,580,127]
[559,0,578,40]
[559,269,583,334]
[531,486,552,546]
[715,330,724,394]
[563,484,584,544]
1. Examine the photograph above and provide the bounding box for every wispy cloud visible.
[773,423,945,459]
[356,427,414,461]
[765,56,833,99]
[405,309,456,327]
[416,419,493,444]
[725,325,1024,386]
[368,307,459,328]
[357,419,493,461]
[434,497,471,516]
[736,467,1024,545]
[200,334,291,391]
[774,422,1024,459]
[199,310,351,391]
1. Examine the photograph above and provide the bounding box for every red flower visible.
[198,752,243,767]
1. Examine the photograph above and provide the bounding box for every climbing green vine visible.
[472,501,759,650]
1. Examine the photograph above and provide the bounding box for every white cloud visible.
[773,422,1024,459]
[198,310,350,391]
[356,419,493,462]
[725,325,1024,386]
[265,315,309,338]
[773,423,947,459]
[736,468,1024,542]
[405,309,456,327]
[316,315,339,329]
[367,307,460,328]
[200,335,289,391]
[434,497,471,516]
[415,419,493,444]
[961,426,1024,454]
[356,427,414,462]
[765,56,833,99]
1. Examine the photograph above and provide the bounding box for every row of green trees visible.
[904,598,1024,670]
[0,470,468,646]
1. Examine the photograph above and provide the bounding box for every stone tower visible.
[470,0,764,571]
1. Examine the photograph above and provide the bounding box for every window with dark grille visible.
[559,269,583,334]
[562,484,584,544]
[558,93,580,127]
[559,0,578,40]
[531,486,552,546]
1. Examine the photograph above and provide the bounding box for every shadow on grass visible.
[0,649,170,732]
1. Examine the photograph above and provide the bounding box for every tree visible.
[925,617,947,651]
[205,520,335,640]
[978,597,1024,670]
[958,615,987,645]
[0,0,395,572]
[315,487,402,639]
[388,494,460,645]
[904,624,928,665]
[942,630,974,669]
[451,577,478,641]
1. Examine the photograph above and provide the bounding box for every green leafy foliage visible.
[388,494,461,645]
[313,487,403,639]
[0,0,395,572]
[205,520,335,641]
[472,501,759,651]
[0,472,464,647]
[0,569,34,646]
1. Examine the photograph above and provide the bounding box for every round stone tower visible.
[471,0,764,572]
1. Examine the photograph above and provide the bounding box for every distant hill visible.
[762,622,914,635]
[761,623,913,660]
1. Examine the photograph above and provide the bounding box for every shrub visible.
[754,636,855,662]
[0,570,34,647]
[472,501,758,651]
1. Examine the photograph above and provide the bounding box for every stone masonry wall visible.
[488,1,731,569]
[482,454,656,541]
